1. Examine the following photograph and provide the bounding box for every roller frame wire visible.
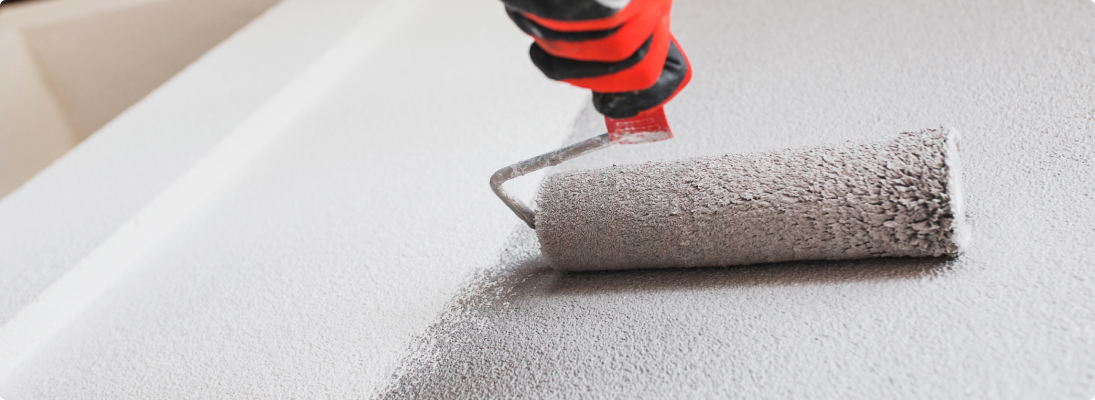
[490,133,613,229]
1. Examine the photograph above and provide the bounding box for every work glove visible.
[503,0,691,119]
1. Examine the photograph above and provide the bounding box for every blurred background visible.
[0,0,281,198]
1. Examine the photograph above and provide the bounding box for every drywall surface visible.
[377,0,1095,398]
[0,0,386,327]
[0,0,585,397]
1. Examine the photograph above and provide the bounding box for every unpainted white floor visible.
[3,0,584,396]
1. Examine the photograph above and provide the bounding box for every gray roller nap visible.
[535,127,968,271]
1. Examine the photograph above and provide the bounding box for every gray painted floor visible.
[381,0,1095,398]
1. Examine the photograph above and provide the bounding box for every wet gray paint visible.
[380,0,1095,397]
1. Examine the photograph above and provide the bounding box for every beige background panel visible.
[0,30,74,197]
[21,0,283,142]
[0,0,281,200]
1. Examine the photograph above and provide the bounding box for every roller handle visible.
[490,133,613,229]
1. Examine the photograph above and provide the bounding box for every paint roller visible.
[491,127,968,271]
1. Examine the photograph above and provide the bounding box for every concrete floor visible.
[381,1,1095,397]
[4,0,1095,398]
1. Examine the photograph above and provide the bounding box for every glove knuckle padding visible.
[529,35,653,80]
[593,38,689,118]
[504,0,691,117]
[506,8,620,42]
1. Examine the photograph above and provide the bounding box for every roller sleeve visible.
[534,128,969,271]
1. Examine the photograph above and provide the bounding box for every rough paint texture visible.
[377,0,1095,397]
[536,128,965,270]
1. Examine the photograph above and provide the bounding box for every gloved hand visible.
[503,0,691,119]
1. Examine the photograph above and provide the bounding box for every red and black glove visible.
[503,0,691,119]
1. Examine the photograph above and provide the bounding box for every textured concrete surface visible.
[380,0,1095,398]
[4,0,1095,398]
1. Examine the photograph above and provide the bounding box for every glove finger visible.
[506,6,620,42]
[593,37,691,118]
[529,34,653,80]
[561,15,670,92]
[530,4,664,62]
[501,0,623,22]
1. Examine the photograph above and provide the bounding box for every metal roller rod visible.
[490,133,613,229]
